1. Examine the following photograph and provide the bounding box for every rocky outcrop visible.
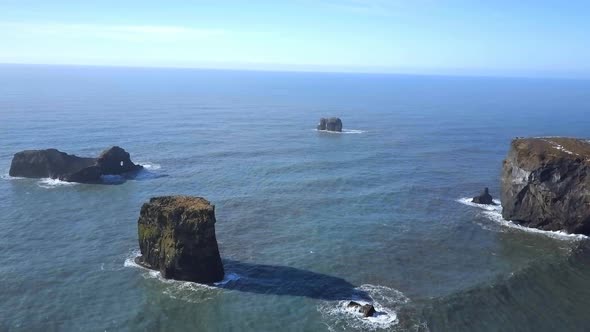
[8,146,142,183]
[347,301,376,317]
[472,188,496,205]
[317,117,343,132]
[96,146,142,174]
[135,196,225,283]
[501,137,590,234]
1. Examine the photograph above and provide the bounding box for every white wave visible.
[214,272,240,286]
[318,284,409,331]
[124,249,231,292]
[140,162,161,170]
[1,173,25,180]
[456,197,502,212]
[123,249,142,268]
[457,197,588,241]
[315,129,366,134]
[37,178,78,188]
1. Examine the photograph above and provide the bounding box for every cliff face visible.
[501,137,590,234]
[136,196,224,283]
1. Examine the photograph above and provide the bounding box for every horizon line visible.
[1,61,589,82]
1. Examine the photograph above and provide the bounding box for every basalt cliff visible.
[501,137,590,235]
[135,196,225,283]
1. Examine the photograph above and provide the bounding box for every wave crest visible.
[457,197,588,241]
[318,284,425,331]
[124,249,237,302]
[37,178,78,188]
[315,129,366,134]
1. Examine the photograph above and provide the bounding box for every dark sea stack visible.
[501,137,590,234]
[135,196,225,283]
[317,118,327,130]
[9,149,96,180]
[60,165,103,183]
[8,146,143,183]
[96,146,142,174]
[472,187,496,205]
[347,301,376,317]
[317,117,343,132]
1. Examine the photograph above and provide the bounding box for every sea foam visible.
[37,178,78,189]
[318,284,411,331]
[124,249,239,292]
[457,197,588,241]
[315,129,366,134]
[1,173,24,180]
[140,162,161,170]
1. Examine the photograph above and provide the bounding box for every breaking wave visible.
[457,197,588,241]
[1,173,19,180]
[315,129,366,134]
[139,162,161,170]
[318,284,426,331]
[124,249,238,302]
[37,178,78,189]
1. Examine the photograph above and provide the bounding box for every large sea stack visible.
[8,146,142,183]
[317,117,343,132]
[501,137,590,234]
[135,196,225,283]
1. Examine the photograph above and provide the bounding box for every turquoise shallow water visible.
[1,65,590,331]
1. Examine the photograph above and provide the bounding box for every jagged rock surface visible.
[501,137,590,234]
[135,196,225,283]
[317,117,343,132]
[347,301,376,317]
[8,146,142,183]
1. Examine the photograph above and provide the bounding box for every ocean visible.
[1,64,590,331]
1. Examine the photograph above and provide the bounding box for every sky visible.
[0,0,589,77]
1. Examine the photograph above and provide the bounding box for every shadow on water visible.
[100,169,168,185]
[422,241,590,332]
[218,260,370,301]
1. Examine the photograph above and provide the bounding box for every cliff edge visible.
[501,137,590,234]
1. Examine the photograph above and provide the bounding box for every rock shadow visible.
[218,260,370,301]
[96,169,169,185]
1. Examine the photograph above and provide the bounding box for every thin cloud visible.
[0,22,225,42]
[317,0,433,17]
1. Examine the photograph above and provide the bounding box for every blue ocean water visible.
[1,65,590,331]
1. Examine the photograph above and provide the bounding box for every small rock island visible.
[135,196,225,283]
[347,301,376,317]
[9,146,142,183]
[501,137,590,234]
[472,187,497,205]
[317,117,343,132]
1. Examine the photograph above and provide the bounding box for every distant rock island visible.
[472,187,497,205]
[135,196,225,283]
[9,146,142,183]
[317,117,343,132]
[501,137,590,234]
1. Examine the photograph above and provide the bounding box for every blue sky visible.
[1,0,589,77]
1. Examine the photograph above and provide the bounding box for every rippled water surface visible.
[1,65,590,331]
